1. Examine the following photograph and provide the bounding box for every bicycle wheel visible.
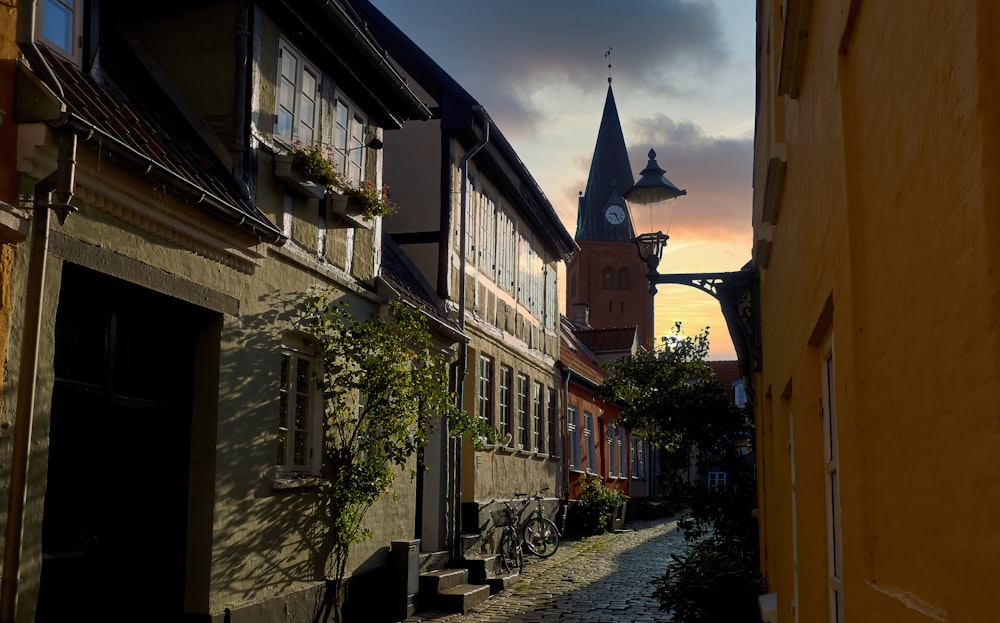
[522,516,560,558]
[499,529,524,574]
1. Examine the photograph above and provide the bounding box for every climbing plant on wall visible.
[300,289,493,622]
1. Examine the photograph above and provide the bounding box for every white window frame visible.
[532,381,543,453]
[584,411,596,473]
[277,39,321,146]
[607,424,616,479]
[708,471,728,489]
[544,265,558,331]
[568,406,581,470]
[822,336,844,623]
[37,0,83,65]
[498,365,512,441]
[496,212,516,293]
[516,374,529,450]
[617,427,626,477]
[276,337,322,477]
[334,96,369,184]
[481,193,496,273]
[478,355,493,429]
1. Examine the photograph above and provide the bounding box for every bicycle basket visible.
[491,506,514,527]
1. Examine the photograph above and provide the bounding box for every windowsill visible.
[495,445,516,455]
[272,474,323,490]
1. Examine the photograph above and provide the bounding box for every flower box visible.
[326,191,370,229]
[274,154,327,200]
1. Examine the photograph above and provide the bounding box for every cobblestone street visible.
[402,516,685,623]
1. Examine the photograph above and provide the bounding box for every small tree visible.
[596,324,754,543]
[596,324,760,622]
[301,289,491,622]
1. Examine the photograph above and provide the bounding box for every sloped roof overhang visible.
[267,0,432,128]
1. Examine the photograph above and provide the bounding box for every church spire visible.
[575,81,636,242]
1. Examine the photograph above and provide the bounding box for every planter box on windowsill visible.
[326,191,372,229]
[273,154,328,200]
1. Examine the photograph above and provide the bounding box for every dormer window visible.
[37,0,83,65]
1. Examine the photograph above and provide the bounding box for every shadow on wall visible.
[210,290,345,618]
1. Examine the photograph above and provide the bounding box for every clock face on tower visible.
[604,203,626,225]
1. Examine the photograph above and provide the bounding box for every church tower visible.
[566,79,656,346]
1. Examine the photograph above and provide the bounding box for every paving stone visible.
[398,516,684,623]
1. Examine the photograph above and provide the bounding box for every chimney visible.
[571,303,590,327]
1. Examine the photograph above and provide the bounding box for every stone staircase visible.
[417,545,518,614]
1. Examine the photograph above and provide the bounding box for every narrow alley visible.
[402,517,685,623]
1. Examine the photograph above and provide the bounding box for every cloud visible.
[370,0,731,132]
[626,113,752,239]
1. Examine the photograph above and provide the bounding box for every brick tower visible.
[566,81,655,346]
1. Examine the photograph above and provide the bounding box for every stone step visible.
[462,553,519,595]
[419,568,469,594]
[484,570,520,595]
[461,553,504,584]
[459,532,482,558]
[433,582,491,613]
[419,550,451,573]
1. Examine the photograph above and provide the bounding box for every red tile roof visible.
[37,44,284,243]
[572,326,638,354]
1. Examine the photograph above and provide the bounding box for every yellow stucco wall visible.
[0,3,17,422]
[754,1,1000,621]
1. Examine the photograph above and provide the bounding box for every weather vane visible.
[605,46,613,84]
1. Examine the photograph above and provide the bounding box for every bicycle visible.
[491,495,525,574]
[520,488,561,558]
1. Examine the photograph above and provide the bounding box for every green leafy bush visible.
[652,537,763,623]
[567,474,627,536]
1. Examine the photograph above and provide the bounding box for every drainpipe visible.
[560,366,572,530]
[232,1,252,200]
[1,131,78,623]
[1,5,77,621]
[449,108,489,561]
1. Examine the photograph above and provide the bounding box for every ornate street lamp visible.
[624,147,760,372]
[625,149,686,205]
[633,230,670,294]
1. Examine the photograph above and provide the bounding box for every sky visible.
[369,0,756,360]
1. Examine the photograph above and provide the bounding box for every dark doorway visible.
[37,263,208,622]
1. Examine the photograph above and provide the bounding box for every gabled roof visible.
[558,316,606,388]
[350,0,578,262]
[576,84,637,243]
[35,43,285,244]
